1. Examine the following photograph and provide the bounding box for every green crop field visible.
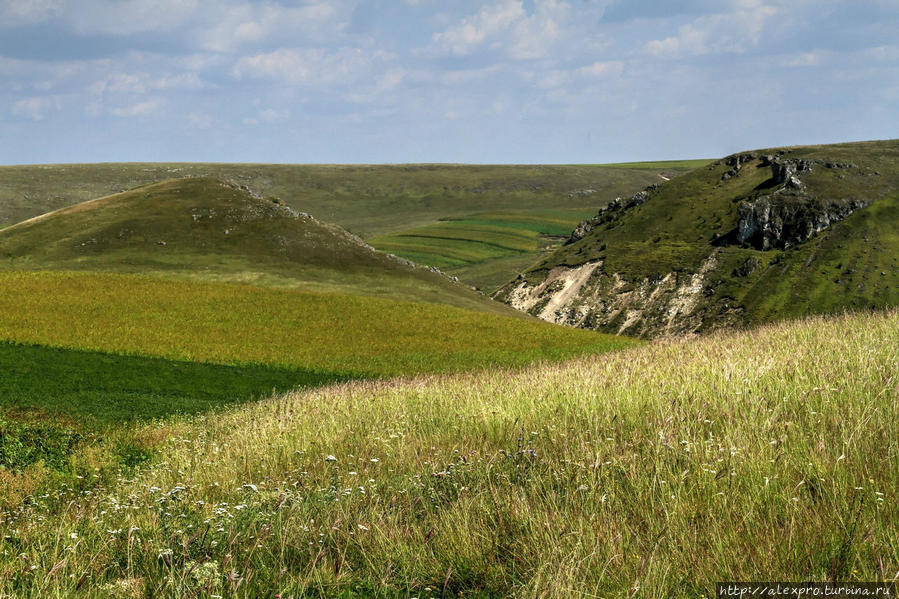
[0,310,894,597]
[0,270,636,424]
[370,211,591,291]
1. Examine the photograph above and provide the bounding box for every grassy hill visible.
[0,176,637,424]
[1,309,894,596]
[0,161,706,290]
[496,139,899,337]
[0,176,516,314]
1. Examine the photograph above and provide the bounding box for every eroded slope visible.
[495,140,899,336]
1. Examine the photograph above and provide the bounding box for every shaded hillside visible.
[0,177,517,315]
[495,139,899,336]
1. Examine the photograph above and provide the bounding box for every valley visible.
[0,145,895,597]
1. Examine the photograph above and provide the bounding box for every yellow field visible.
[0,270,635,376]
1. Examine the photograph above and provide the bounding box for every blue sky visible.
[1,0,897,164]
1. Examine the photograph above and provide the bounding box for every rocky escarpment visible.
[496,140,899,339]
[722,154,865,250]
[735,195,868,250]
[497,252,731,338]
[567,185,658,244]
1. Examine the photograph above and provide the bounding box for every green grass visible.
[0,162,698,290]
[0,177,524,317]
[515,139,899,334]
[370,211,592,289]
[0,270,637,378]
[0,342,352,424]
[0,310,895,596]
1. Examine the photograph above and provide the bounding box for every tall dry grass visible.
[1,310,896,597]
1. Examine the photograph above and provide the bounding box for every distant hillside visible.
[495,139,899,336]
[0,161,705,290]
[0,177,517,315]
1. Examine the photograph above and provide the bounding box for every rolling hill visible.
[0,176,638,423]
[0,176,515,315]
[495,139,899,337]
[0,161,706,290]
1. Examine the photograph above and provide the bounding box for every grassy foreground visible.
[1,310,895,597]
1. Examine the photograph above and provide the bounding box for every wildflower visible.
[243,484,258,492]
[325,455,337,462]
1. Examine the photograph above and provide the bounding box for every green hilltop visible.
[495,139,899,336]
[0,176,515,315]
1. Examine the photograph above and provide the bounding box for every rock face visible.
[566,185,658,245]
[735,195,868,250]
[497,252,728,338]
[728,156,866,250]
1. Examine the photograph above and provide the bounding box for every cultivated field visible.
[0,270,634,423]
[0,310,895,597]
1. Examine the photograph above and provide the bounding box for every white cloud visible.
[430,0,525,56]
[242,109,287,125]
[232,47,393,87]
[440,66,502,86]
[198,1,344,53]
[12,96,60,120]
[111,99,160,117]
[187,111,214,128]
[90,71,204,95]
[782,50,824,68]
[426,0,571,60]
[0,0,62,27]
[579,61,624,77]
[645,5,778,57]
[507,0,570,60]
[66,0,201,36]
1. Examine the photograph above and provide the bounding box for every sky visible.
[1,0,897,165]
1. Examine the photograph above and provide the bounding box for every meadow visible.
[0,270,635,426]
[0,342,350,423]
[0,271,633,377]
[0,309,894,597]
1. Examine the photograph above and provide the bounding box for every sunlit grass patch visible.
[0,270,635,378]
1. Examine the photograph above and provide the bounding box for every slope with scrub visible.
[0,176,513,314]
